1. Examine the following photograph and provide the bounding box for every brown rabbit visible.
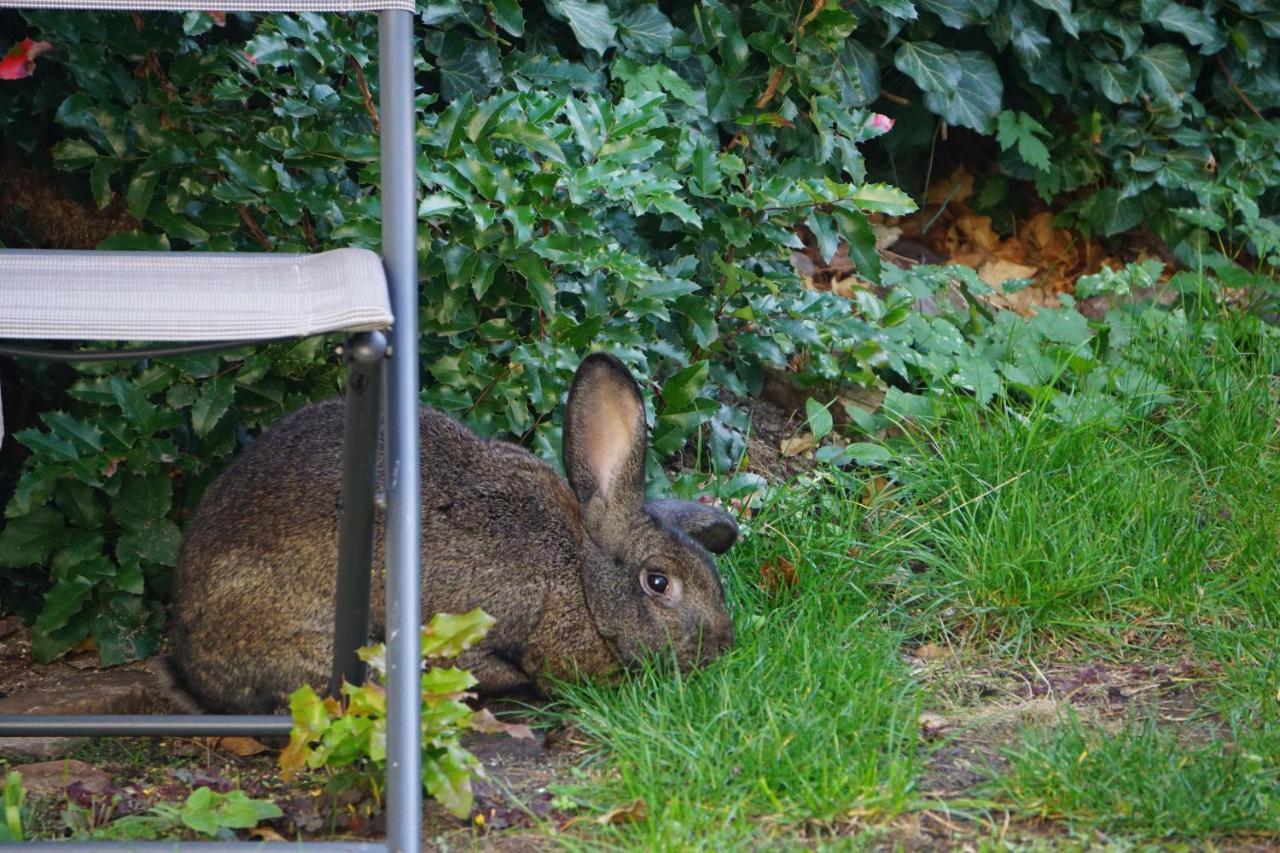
[168,353,738,713]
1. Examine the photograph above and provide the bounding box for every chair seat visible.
[0,248,393,341]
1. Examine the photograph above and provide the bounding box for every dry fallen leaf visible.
[760,557,799,594]
[953,214,1001,254]
[915,643,954,662]
[872,222,903,250]
[978,258,1039,290]
[249,828,288,842]
[925,167,974,207]
[219,736,270,756]
[918,712,953,737]
[830,275,868,299]
[596,799,647,825]
[470,708,535,740]
[780,433,815,457]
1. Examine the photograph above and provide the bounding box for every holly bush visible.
[0,2,914,661]
[0,0,1277,662]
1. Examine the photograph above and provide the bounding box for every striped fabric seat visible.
[0,248,393,341]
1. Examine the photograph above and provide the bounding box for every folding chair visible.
[0,2,423,850]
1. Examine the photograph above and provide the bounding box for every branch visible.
[347,55,381,134]
[237,205,273,252]
[1216,56,1265,121]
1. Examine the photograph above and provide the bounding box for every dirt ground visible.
[0,616,591,848]
[6,610,1269,850]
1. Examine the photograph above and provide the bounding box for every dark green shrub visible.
[0,0,1277,660]
[0,2,912,660]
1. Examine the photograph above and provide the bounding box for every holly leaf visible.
[422,609,495,658]
[0,506,66,567]
[191,377,235,438]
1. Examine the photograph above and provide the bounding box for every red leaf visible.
[1,38,53,81]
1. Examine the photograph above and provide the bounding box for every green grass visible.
[549,312,1280,847]
[554,478,923,849]
[994,714,1279,837]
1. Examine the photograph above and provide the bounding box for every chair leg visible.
[330,331,387,698]
[380,7,422,849]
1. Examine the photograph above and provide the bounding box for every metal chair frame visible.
[0,6,423,851]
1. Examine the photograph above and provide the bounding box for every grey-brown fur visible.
[169,353,737,714]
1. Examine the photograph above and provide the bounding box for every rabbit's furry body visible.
[169,354,737,714]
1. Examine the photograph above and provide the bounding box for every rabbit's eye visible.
[643,571,670,595]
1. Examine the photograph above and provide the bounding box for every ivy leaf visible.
[618,5,676,54]
[922,50,1003,132]
[1027,0,1079,37]
[1138,44,1192,105]
[191,377,235,438]
[486,0,524,36]
[995,111,1051,172]
[893,41,961,94]
[548,0,616,55]
[435,37,500,101]
[916,0,998,29]
[1084,61,1142,104]
[1078,188,1144,237]
[1154,2,1226,53]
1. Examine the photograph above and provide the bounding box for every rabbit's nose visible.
[705,618,734,659]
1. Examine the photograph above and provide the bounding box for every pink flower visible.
[869,113,895,133]
[0,38,53,81]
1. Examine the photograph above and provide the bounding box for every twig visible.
[1215,56,1265,120]
[237,205,273,251]
[301,209,317,248]
[347,54,381,134]
[755,66,786,110]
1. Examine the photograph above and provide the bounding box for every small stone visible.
[6,759,112,797]
[0,669,177,760]
[0,736,87,761]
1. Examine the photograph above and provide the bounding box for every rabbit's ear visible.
[563,353,647,514]
[646,498,739,554]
